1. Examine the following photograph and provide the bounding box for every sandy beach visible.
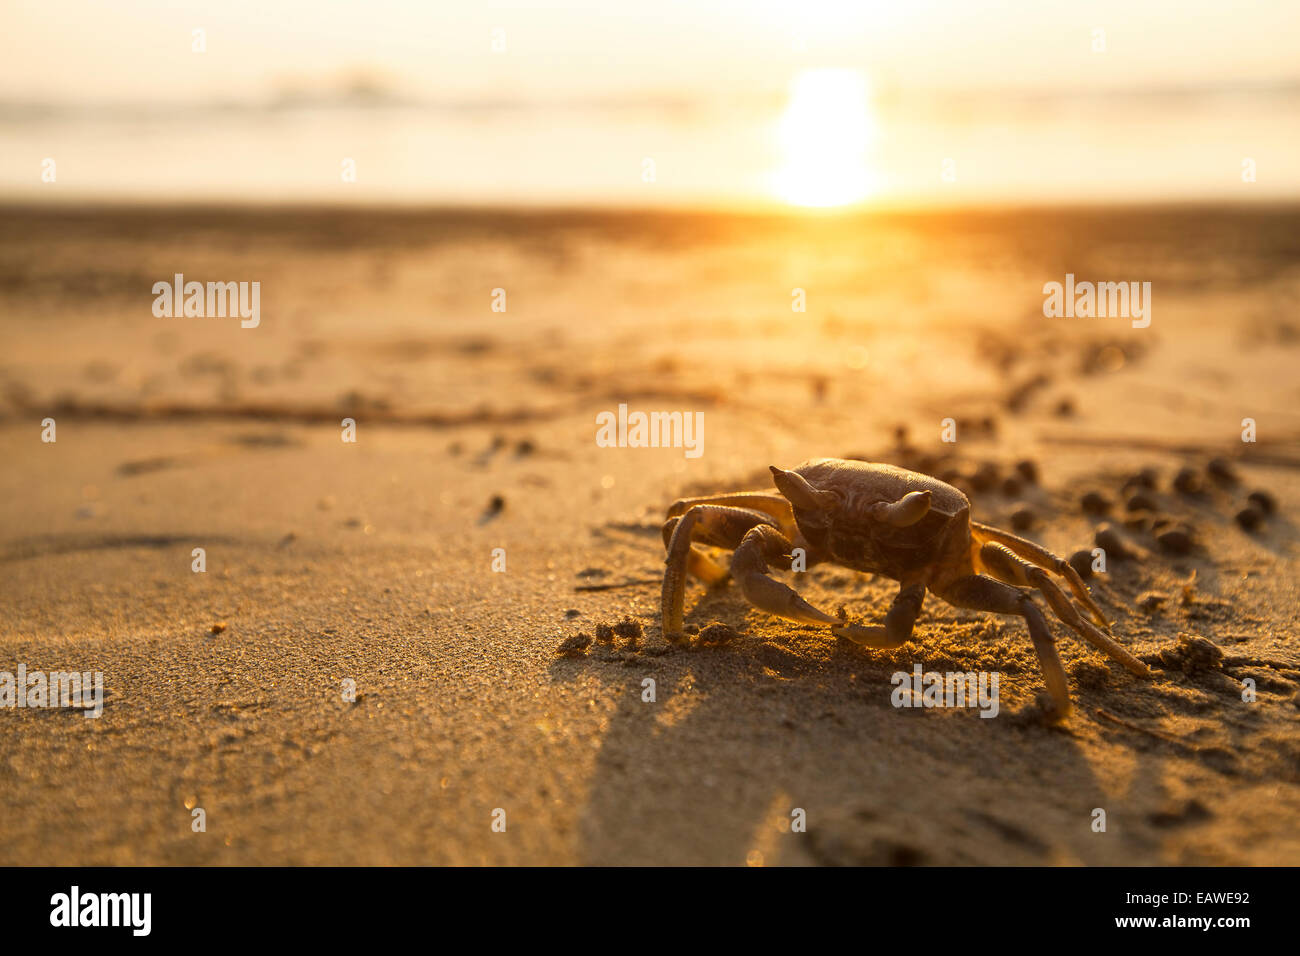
[2,203,1298,865]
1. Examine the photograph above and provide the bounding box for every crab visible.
[661,458,1151,719]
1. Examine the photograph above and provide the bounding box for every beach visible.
[2,202,1298,864]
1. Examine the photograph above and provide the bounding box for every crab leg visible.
[972,521,1111,631]
[666,492,796,533]
[979,542,1150,678]
[729,525,842,628]
[729,527,929,647]
[934,574,1073,721]
[661,505,781,641]
[661,515,732,586]
[832,579,927,649]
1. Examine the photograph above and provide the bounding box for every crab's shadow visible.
[547,584,1177,865]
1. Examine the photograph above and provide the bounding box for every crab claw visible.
[769,466,836,512]
[869,490,932,527]
[831,623,890,645]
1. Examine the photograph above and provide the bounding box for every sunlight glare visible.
[773,68,876,208]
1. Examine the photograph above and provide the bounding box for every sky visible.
[6,1,1299,105]
[3,1,1297,206]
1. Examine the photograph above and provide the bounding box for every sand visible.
[1,203,1298,864]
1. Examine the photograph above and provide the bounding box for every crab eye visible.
[770,467,838,512]
[868,490,932,527]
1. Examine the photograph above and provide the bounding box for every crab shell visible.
[773,458,972,584]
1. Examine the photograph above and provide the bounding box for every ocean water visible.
[2,87,1297,207]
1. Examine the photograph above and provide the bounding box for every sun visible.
[772,68,878,208]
